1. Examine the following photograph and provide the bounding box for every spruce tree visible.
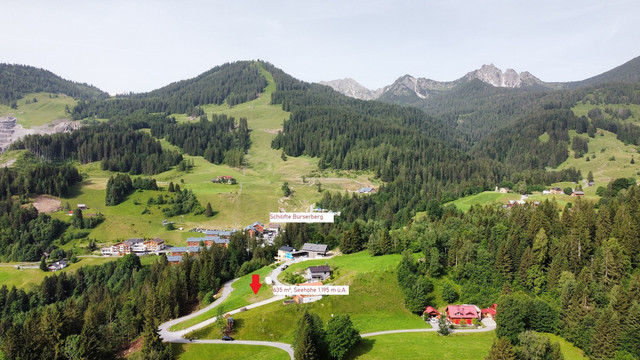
[326,315,360,360]
[485,338,517,360]
[39,256,48,272]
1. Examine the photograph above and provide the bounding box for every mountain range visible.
[321,55,640,101]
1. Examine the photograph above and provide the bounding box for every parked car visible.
[281,265,288,270]
[222,336,234,341]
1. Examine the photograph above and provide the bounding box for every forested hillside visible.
[268,64,580,225]
[0,64,108,105]
[71,61,267,119]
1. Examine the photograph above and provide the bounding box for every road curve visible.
[361,318,496,338]
[178,339,294,359]
[159,278,238,341]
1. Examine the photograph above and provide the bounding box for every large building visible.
[301,243,328,258]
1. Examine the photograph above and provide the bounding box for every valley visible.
[0,58,639,360]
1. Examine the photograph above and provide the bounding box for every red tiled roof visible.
[446,305,480,319]
[424,306,439,314]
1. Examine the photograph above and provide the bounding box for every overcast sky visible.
[2,0,639,94]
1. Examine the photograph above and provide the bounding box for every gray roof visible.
[188,246,202,252]
[171,247,188,253]
[301,243,328,253]
[167,255,182,262]
[124,238,145,246]
[204,229,236,236]
[279,246,296,252]
[308,265,331,273]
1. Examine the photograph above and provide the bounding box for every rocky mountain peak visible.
[464,64,542,88]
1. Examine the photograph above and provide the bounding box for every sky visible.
[2,0,639,94]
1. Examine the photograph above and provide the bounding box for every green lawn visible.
[542,333,588,360]
[170,265,275,331]
[346,332,495,359]
[173,343,289,360]
[442,191,520,212]
[0,92,76,128]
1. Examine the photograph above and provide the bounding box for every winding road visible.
[158,256,495,360]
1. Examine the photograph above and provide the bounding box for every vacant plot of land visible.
[173,343,289,360]
[31,195,61,213]
[171,265,276,331]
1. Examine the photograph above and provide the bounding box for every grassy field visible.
[0,256,117,290]
[190,252,429,343]
[173,343,289,360]
[347,332,495,359]
[35,63,376,245]
[170,265,276,331]
[442,191,520,212]
[572,101,640,124]
[543,333,588,360]
[0,92,76,128]
[557,129,639,184]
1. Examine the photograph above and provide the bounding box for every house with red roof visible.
[423,306,440,319]
[446,304,481,325]
[481,303,497,318]
[292,281,323,304]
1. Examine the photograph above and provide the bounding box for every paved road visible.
[159,278,238,341]
[361,318,496,338]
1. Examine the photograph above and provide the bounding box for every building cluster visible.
[277,243,329,261]
[101,238,166,256]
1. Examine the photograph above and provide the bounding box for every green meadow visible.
[173,343,289,360]
[0,92,76,128]
[170,265,276,331]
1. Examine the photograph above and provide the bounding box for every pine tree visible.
[326,315,360,360]
[590,308,622,360]
[40,256,48,272]
[485,337,517,360]
[293,310,327,360]
[168,182,174,192]
[532,228,549,266]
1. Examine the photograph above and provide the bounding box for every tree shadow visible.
[345,338,376,359]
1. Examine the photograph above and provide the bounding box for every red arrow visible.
[250,274,261,295]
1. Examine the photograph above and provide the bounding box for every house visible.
[571,190,585,197]
[244,222,265,237]
[167,255,182,264]
[212,176,236,184]
[48,260,67,272]
[358,187,374,194]
[301,243,328,258]
[423,306,440,319]
[187,236,229,248]
[170,247,188,256]
[499,187,510,194]
[187,237,206,247]
[446,304,481,325]
[292,282,323,304]
[203,229,235,238]
[77,204,88,210]
[550,187,564,195]
[481,303,497,318]
[307,265,332,280]
[278,246,296,261]
[506,200,518,208]
[144,238,165,252]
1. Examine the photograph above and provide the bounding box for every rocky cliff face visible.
[321,64,545,100]
[319,78,382,100]
[462,64,543,88]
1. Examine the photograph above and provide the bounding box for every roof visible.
[358,187,373,193]
[297,281,323,287]
[213,238,229,245]
[481,308,497,316]
[171,247,188,253]
[572,190,585,195]
[301,243,328,253]
[308,265,331,273]
[424,306,439,314]
[145,238,164,243]
[203,229,235,236]
[279,246,296,252]
[124,238,144,246]
[167,255,182,262]
[446,305,480,319]
[188,246,202,252]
